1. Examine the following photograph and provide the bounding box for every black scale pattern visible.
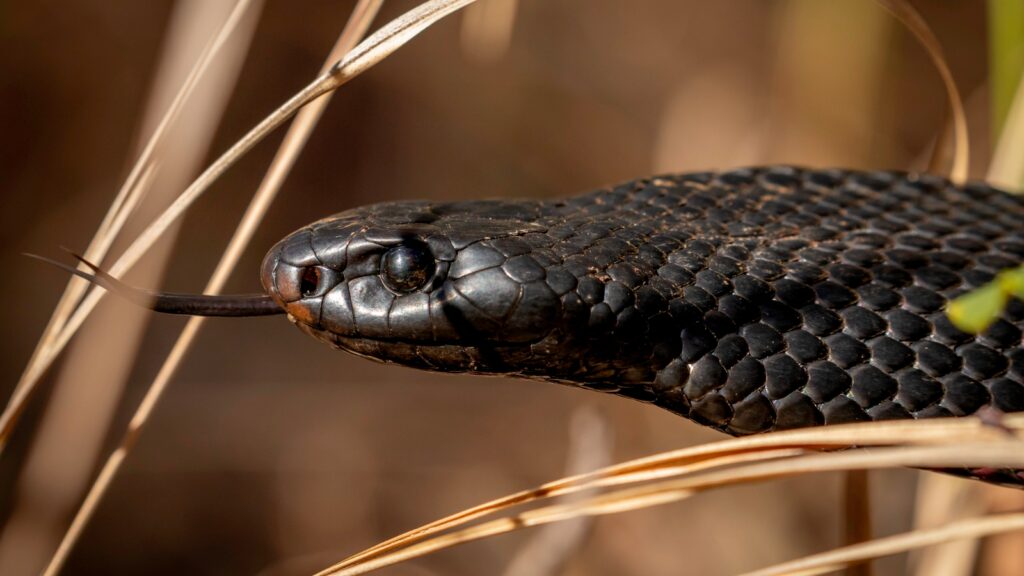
[533,167,1024,434]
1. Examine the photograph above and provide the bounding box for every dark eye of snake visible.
[381,241,435,293]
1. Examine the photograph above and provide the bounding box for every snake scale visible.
[59,166,1024,485]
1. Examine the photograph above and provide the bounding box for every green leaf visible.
[947,282,1009,334]
[997,265,1024,300]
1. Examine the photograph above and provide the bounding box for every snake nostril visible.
[300,267,321,297]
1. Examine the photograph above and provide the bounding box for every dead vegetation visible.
[1,1,1022,575]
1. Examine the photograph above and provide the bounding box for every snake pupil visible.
[300,267,321,297]
[381,241,435,293]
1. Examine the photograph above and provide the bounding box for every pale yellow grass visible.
[317,417,1024,576]
[9,1,1015,575]
[39,2,386,574]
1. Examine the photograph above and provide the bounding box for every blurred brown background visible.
[0,1,1004,575]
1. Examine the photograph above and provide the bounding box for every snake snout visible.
[261,230,340,326]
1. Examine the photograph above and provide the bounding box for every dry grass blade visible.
[1,2,263,574]
[842,470,873,576]
[910,474,987,576]
[195,0,382,299]
[319,437,1024,576]
[38,4,384,576]
[329,448,810,574]
[740,513,1024,576]
[11,0,485,434]
[318,417,1024,575]
[0,0,258,453]
[326,0,482,79]
[502,407,612,576]
[332,448,812,572]
[332,417,1021,570]
[874,0,969,183]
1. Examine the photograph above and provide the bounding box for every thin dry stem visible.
[39,3,384,575]
[12,0,484,442]
[910,474,987,576]
[319,417,1024,575]
[33,3,265,575]
[319,437,1024,576]
[875,0,969,183]
[502,407,612,576]
[2,2,263,574]
[741,513,1024,576]
[843,470,873,576]
[336,446,810,572]
[331,416,1022,571]
[0,0,257,452]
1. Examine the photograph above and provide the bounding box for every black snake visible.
[59,166,1024,485]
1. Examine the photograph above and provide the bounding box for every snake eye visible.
[299,267,322,297]
[381,241,435,293]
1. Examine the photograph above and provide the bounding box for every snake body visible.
[261,166,1024,481]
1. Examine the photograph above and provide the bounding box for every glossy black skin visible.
[261,167,1024,456]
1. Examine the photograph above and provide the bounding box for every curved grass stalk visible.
[38,3,389,575]
[321,417,1024,575]
[0,2,264,573]
[317,432,1024,576]
[875,0,969,184]
[0,0,258,453]
[6,0,481,462]
[741,513,1024,576]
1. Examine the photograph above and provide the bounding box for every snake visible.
[53,166,1024,485]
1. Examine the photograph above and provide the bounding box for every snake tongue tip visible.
[25,252,87,278]
[23,251,61,267]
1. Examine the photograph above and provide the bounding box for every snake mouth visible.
[301,324,544,374]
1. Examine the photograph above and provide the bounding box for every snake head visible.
[261,200,607,376]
